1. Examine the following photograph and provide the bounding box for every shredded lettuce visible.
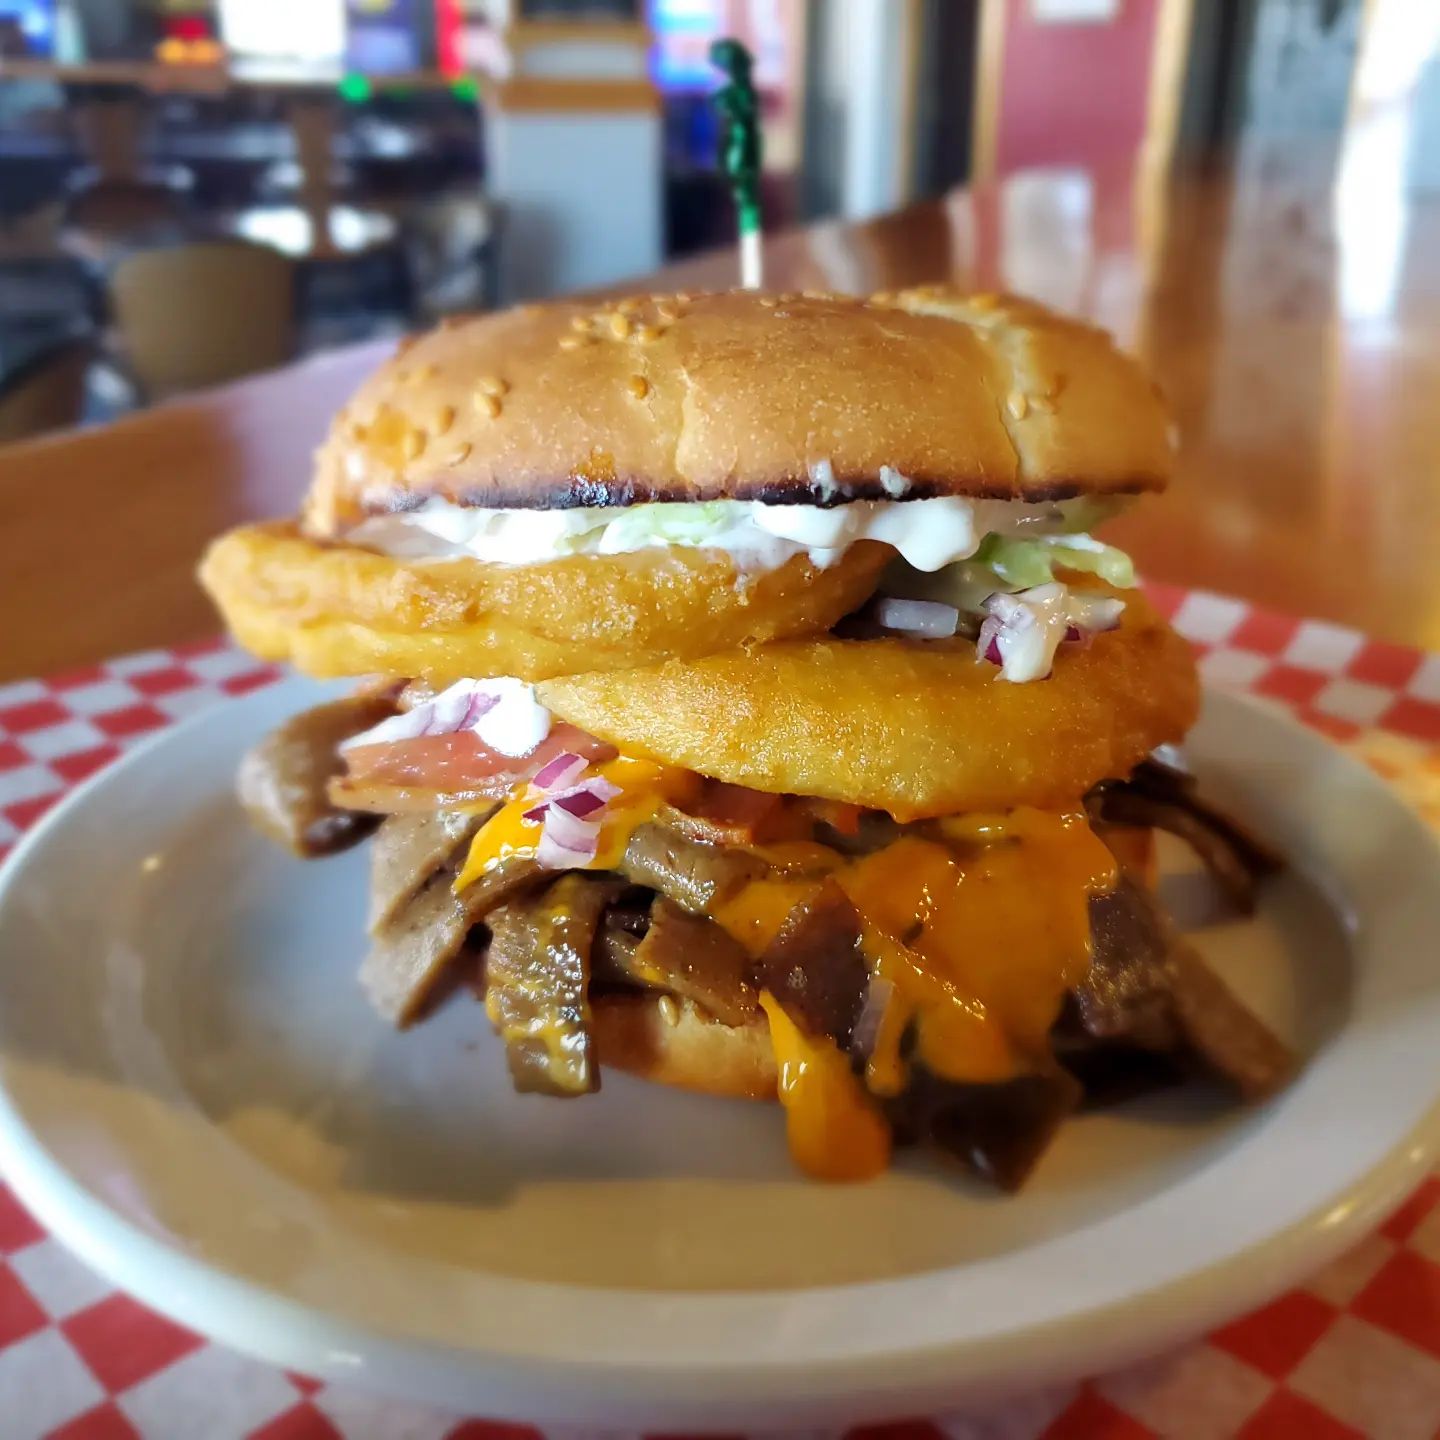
[592,500,741,552]
[974,533,1135,589]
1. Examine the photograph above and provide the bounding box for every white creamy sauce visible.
[341,676,551,757]
[347,487,1091,574]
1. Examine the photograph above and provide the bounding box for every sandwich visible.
[200,287,1292,1188]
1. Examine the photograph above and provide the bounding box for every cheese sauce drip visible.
[454,755,700,893]
[457,759,1116,1182]
[760,992,892,1181]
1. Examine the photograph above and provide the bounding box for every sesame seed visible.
[478,375,508,397]
[475,392,501,418]
[444,442,472,466]
[570,314,593,333]
[657,995,679,1027]
[757,295,777,308]
[558,334,591,351]
[401,427,425,461]
[433,403,456,434]
[609,312,632,339]
[675,292,693,303]
[655,301,680,322]
[1006,390,1029,420]
[627,374,649,399]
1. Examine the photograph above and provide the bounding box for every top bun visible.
[305,287,1173,535]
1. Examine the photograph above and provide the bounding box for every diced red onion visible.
[1067,593,1124,634]
[523,774,621,823]
[977,617,1004,666]
[874,597,960,638]
[536,804,600,868]
[531,751,588,792]
[341,677,505,751]
[554,790,608,818]
[851,977,896,1058]
[977,584,1125,683]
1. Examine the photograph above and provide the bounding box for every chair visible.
[0,337,93,444]
[107,240,295,400]
[405,193,501,319]
[62,178,190,242]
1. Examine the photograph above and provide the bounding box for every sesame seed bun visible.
[304,288,1173,534]
[592,994,776,1101]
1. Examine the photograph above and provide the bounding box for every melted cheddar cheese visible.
[760,991,891,1181]
[454,756,700,893]
[841,816,1115,1086]
[454,752,1116,1183]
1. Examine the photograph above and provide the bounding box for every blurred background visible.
[0,0,1436,441]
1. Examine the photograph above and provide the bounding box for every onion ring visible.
[199,521,890,683]
[538,589,1198,819]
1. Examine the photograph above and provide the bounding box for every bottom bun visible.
[592,995,777,1100]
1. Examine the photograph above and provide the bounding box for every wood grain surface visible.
[3,146,1438,679]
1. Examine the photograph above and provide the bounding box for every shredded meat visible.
[237,694,395,856]
[367,809,491,932]
[1060,875,1294,1099]
[361,851,546,1026]
[752,881,869,1048]
[605,897,758,1026]
[619,820,766,912]
[360,856,479,1027]
[483,875,619,1096]
[891,1066,1082,1192]
[1092,760,1282,912]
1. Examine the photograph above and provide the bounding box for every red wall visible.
[995,0,1160,174]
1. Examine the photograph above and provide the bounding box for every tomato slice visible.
[344,724,615,792]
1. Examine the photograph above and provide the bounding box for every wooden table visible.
[3,141,1439,681]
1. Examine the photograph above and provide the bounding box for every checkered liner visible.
[2,586,1439,1440]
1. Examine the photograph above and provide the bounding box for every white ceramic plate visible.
[0,679,1438,1428]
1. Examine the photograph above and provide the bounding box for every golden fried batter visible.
[199,522,889,683]
[539,592,1198,819]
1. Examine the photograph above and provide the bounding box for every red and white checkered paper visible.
[3,583,1440,1440]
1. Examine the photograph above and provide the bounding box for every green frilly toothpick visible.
[709,37,763,289]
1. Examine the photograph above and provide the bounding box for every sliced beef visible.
[891,1065,1082,1192]
[360,857,476,1027]
[367,808,491,932]
[655,785,787,847]
[1070,878,1182,1051]
[1093,761,1282,913]
[752,881,869,1048]
[238,693,396,857]
[606,897,758,1026]
[1169,940,1295,1100]
[593,918,643,983]
[361,852,545,1027]
[483,874,619,1096]
[619,821,766,913]
[1061,876,1295,1100]
[813,809,906,856]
